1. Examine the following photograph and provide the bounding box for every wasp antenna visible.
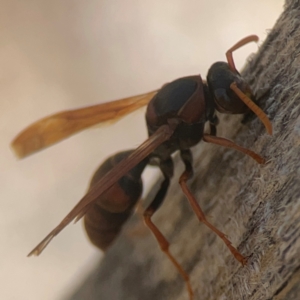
[230,82,272,135]
[226,35,259,73]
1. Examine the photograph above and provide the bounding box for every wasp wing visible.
[11,90,158,158]
[28,123,176,256]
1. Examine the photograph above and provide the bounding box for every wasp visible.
[12,35,272,299]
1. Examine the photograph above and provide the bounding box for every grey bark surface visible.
[67,1,300,299]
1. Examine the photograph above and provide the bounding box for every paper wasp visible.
[12,35,272,299]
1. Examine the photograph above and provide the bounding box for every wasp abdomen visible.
[84,150,147,250]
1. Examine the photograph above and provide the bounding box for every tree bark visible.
[67,1,300,299]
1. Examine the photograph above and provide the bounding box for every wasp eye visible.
[214,88,230,104]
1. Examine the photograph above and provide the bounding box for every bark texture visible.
[67,1,300,299]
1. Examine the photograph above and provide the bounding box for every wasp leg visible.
[178,149,247,266]
[226,35,259,73]
[143,158,193,300]
[208,114,219,136]
[203,134,266,164]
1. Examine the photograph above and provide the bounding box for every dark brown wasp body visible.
[146,75,209,159]
[12,35,272,300]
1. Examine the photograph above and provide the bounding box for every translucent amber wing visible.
[28,123,176,256]
[11,90,157,158]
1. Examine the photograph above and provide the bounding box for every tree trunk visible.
[67,1,300,299]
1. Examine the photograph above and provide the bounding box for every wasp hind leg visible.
[143,157,194,300]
